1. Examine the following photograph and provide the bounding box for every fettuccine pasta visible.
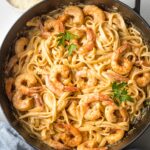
[5,5,150,150]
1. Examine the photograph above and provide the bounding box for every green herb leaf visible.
[57,31,78,55]
[58,36,65,46]
[57,32,64,37]
[111,82,133,105]
[67,44,77,55]
[57,31,77,46]
[65,31,73,41]
[112,82,127,90]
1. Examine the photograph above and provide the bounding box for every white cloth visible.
[0,122,34,150]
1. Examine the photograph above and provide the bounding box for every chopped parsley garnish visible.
[57,33,65,46]
[67,44,77,55]
[65,31,77,41]
[57,31,78,55]
[111,82,133,106]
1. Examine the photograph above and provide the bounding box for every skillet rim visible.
[0,0,150,150]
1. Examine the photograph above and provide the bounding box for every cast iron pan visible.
[0,0,150,150]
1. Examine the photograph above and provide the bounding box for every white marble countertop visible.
[0,0,150,149]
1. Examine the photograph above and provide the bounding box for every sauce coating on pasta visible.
[5,5,150,149]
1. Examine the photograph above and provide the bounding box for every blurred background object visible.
[7,0,43,10]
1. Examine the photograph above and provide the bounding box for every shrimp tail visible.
[64,86,79,92]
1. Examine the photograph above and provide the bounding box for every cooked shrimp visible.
[56,124,82,147]
[82,93,113,105]
[39,23,51,39]
[15,73,42,95]
[77,140,107,150]
[69,28,85,39]
[141,60,150,67]
[51,65,70,80]
[111,44,133,75]
[106,129,125,144]
[67,101,78,117]
[26,16,41,27]
[44,19,64,34]
[59,6,84,25]
[32,94,43,107]
[5,78,14,100]
[12,91,34,111]
[45,77,63,96]
[79,28,96,54]
[80,93,113,121]
[47,65,78,95]
[45,75,78,96]
[135,72,150,87]
[15,37,29,54]
[83,5,105,24]
[5,56,18,75]
[76,68,97,88]
[84,102,102,121]
[105,70,129,82]
[105,105,129,123]
[45,66,78,96]
[45,138,70,150]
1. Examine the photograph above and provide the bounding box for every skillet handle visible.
[134,0,141,15]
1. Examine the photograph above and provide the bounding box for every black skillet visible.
[0,0,150,150]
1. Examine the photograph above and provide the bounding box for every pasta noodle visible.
[5,5,150,149]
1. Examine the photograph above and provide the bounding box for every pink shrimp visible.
[12,90,34,111]
[76,68,97,88]
[105,105,129,123]
[106,70,129,82]
[81,93,113,121]
[135,72,150,87]
[15,37,29,54]
[83,5,106,24]
[111,44,133,75]
[79,28,96,54]
[45,75,78,96]
[5,77,14,100]
[44,19,64,34]
[32,94,43,107]
[15,73,42,96]
[106,129,125,144]
[41,19,64,39]
[83,93,113,105]
[45,138,70,150]
[58,6,84,25]
[55,123,82,147]
[45,66,78,96]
